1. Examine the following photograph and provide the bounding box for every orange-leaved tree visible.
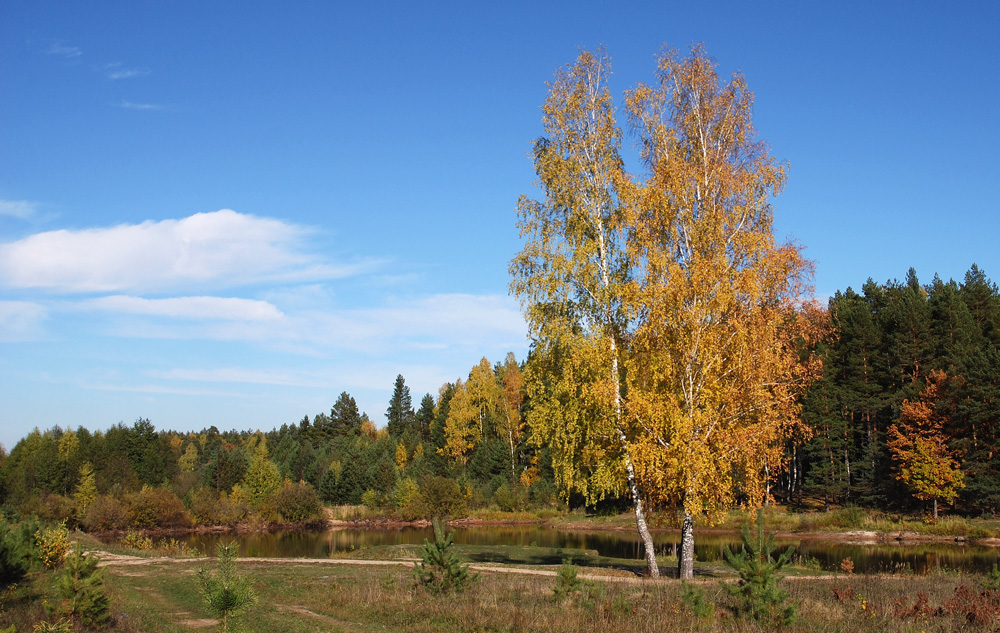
[623,45,813,579]
[888,369,964,519]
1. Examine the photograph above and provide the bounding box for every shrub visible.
[721,511,797,626]
[414,519,476,594]
[360,489,381,512]
[121,529,154,551]
[269,481,321,523]
[198,542,256,633]
[493,481,529,512]
[82,495,132,532]
[34,522,71,570]
[53,547,111,628]
[21,493,76,526]
[419,476,466,519]
[390,477,424,520]
[190,487,220,526]
[215,493,250,527]
[0,517,31,587]
[125,486,190,528]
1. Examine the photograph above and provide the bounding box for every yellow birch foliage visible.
[442,379,478,463]
[622,45,812,524]
[496,352,526,475]
[509,49,636,505]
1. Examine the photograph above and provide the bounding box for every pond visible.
[176,525,1000,575]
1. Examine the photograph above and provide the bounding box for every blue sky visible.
[1,1,998,450]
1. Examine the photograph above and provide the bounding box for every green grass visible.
[7,536,1000,633]
[92,558,1000,632]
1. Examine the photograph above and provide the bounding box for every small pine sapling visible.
[679,581,714,619]
[721,512,797,626]
[198,542,257,633]
[414,519,476,594]
[54,547,111,628]
[552,560,584,602]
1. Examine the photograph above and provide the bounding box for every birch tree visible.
[510,49,662,577]
[624,45,811,579]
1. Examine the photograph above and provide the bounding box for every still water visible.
[178,526,1000,575]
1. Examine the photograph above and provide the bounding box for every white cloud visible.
[81,382,239,397]
[149,367,320,387]
[332,293,527,350]
[119,101,163,111]
[0,200,38,219]
[0,301,47,341]
[47,43,81,59]
[84,295,284,321]
[0,209,366,293]
[105,64,150,80]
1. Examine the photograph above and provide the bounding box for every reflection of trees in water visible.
[180,528,999,574]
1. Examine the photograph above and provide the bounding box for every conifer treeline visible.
[788,265,1000,515]
[0,265,998,527]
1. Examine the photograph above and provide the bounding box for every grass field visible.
[4,532,1000,632]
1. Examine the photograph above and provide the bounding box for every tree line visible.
[0,357,559,532]
[790,265,1000,518]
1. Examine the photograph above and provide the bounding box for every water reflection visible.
[178,526,999,575]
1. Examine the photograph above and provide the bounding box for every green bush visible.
[82,495,132,532]
[493,481,528,512]
[190,487,220,526]
[269,481,321,523]
[0,517,31,587]
[722,511,797,626]
[390,477,424,520]
[414,519,476,594]
[215,494,250,527]
[125,486,190,528]
[419,476,467,519]
[121,529,154,551]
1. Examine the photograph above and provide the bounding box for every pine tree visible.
[0,518,30,588]
[414,519,475,594]
[331,391,362,437]
[198,542,257,633]
[722,512,797,626]
[414,393,436,443]
[386,375,414,438]
[55,547,111,628]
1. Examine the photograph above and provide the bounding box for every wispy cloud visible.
[84,296,285,321]
[54,291,526,357]
[105,63,150,80]
[0,301,47,342]
[118,101,164,111]
[149,367,320,387]
[47,43,82,59]
[81,382,240,397]
[0,209,369,293]
[0,200,37,219]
